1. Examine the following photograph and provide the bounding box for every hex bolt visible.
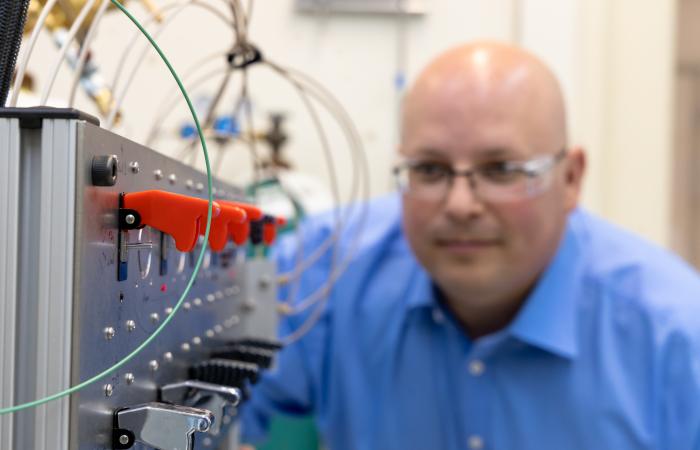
[124,214,136,225]
[125,320,136,332]
[129,161,140,173]
[119,435,130,445]
[104,384,113,397]
[149,360,159,372]
[125,373,135,385]
[91,155,118,186]
[104,327,116,340]
[154,169,163,180]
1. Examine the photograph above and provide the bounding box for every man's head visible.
[399,41,585,335]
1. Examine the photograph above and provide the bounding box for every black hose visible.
[0,0,31,107]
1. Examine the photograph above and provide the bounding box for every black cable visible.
[0,0,31,107]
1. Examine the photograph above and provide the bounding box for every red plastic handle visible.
[122,190,220,252]
[201,202,247,251]
[220,201,263,246]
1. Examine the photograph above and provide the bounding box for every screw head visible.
[104,327,116,340]
[124,373,135,385]
[214,325,223,334]
[124,214,136,225]
[192,336,202,345]
[164,307,173,315]
[125,320,136,332]
[181,342,191,352]
[149,360,159,372]
[206,294,215,303]
[150,313,160,323]
[259,274,273,290]
[129,161,140,173]
[104,384,113,397]
[163,351,174,362]
[168,173,177,184]
[186,179,193,189]
[119,434,130,445]
[206,329,215,338]
[193,298,203,307]
[183,302,191,311]
[196,182,204,192]
[153,169,163,180]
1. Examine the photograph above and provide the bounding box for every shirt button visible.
[468,435,484,449]
[469,359,485,376]
[432,308,445,324]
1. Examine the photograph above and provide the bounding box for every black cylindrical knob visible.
[91,154,118,186]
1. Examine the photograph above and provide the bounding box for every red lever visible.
[263,215,287,245]
[201,202,247,251]
[220,201,263,246]
[122,190,221,252]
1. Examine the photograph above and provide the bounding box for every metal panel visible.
[35,119,76,450]
[0,118,20,449]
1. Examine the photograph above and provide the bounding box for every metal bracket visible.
[114,402,213,450]
[161,380,241,436]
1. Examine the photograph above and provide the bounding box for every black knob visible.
[91,154,118,186]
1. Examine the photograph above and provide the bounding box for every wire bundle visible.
[0,0,31,106]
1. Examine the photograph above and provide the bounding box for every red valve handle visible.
[220,201,263,246]
[122,190,221,252]
[202,203,247,251]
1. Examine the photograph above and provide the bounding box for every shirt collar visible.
[507,215,584,359]
[404,212,585,360]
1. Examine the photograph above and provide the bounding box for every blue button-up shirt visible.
[242,194,700,450]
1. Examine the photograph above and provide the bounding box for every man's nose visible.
[442,175,485,220]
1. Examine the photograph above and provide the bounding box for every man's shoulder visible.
[573,209,700,337]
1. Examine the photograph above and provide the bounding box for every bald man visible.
[241,42,700,450]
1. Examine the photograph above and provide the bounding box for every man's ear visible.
[563,146,586,212]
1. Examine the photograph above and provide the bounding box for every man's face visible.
[400,74,583,304]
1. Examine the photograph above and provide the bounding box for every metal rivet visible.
[126,320,136,332]
[181,343,191,352]
[168,174,177,184]
[206,294,215,303]
[164,351,173,362]
[259,274,273,290]
[119,434,130,445]
[154,169,163,180]
[214,325,223,334]
[104,327,115,340]
[125,373,135,385]
[104,384,113,397]
[192,336,202,345]
[193,298,203,307]
[206,329,215,338]
[196,182,204,192]
[149,360,159,372]
[164,307,173,315]
[149,313,160,323]
[186,179,193,189]
[129,161,140,173]
[183,302,191,311]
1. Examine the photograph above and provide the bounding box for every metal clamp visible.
[161,380,241,436]
[113,402,213,450]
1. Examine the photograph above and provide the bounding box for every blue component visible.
[394,72,406,90]
[214,116,239,137]
[179,123,196,139]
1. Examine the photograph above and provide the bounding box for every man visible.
[241,41,700,449]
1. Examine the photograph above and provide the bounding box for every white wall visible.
[22,0,678,246]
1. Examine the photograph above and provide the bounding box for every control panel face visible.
[69,121,277,450]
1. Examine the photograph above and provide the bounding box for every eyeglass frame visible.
[392,148,568,202]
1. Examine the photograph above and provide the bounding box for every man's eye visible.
[478,162,520,183]
[411,163,449,182]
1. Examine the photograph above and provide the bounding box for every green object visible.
[256,415,321,450]
[0,0,215,415]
